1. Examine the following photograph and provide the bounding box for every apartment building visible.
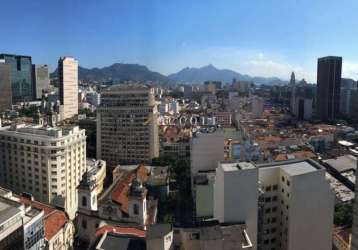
[58,56,79,120]
[97,84,159,166]
[0,189,45,250]
[0,123,86,219]
[210,160,334,250]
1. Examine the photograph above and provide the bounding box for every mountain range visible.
[51,63,288,85]
[168,64,288,85]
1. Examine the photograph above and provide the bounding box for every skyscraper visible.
[58,56,79,120]
[0,59,12,112]
[0,54,33,103]
[32,64,50,100]
[316,56,342,121]
[97,84,159,166]
[290,72,295,85]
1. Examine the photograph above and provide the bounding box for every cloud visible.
[343,61,358,80]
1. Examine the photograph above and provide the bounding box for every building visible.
[289,72,295,85]
[0,188,45,250]
[257,160,334,250]
[204,81,221,94]
[0,123,87,219]
[32,64,50,100]
[290,84,314,120]
[97,84,159,166]
[58,56,79,120]
[213,162,258,248]
[350,157,358,250]
[0,59,12,112]
[0,54,33,103]
[251,96,264,118]
[190,128,224,178]
[76,165,158,245]
[316,56,342,121]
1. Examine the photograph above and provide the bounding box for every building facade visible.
[0,54,33,103]
[0,124,86,219]
[97,84,159,166]
[0,59,12,112]
[32,64,50,100]
[58,57,79,120]
[316,56,342,121]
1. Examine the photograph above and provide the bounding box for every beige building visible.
[0,123,87,219]
[97,84,159,166]
[58,56,79,120]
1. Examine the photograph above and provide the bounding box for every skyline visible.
[1,0,358,82]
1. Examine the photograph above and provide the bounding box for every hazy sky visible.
[1,0,358,82]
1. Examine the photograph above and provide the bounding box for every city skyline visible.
[1,0,358,82]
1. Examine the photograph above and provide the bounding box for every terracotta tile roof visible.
[111,165,150,214]
[19,197,69,240]
[96,225,146,238]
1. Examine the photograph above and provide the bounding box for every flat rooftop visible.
[221,162,256,171]
[324,155,357,172]
[0,197,22,226]
[280,161,317,176]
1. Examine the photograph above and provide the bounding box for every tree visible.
[334,203,353,226]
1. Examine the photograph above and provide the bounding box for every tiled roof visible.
[19,197,69,240]
[96,225,146,238]
[111,165,150,214]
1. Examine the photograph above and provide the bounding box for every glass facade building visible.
[0,54,33,103]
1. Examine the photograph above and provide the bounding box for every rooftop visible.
[280,161,317,176]
[324,155,357,172]
[146,224,172,239]
[96,232,146,250]
[19,196,69,240]
[221,162,256,172]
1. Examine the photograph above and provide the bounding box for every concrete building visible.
[0,190,45,250]
[0,123,87,219]
[213,162,258,249]
[190,128,224,178]
[97,84,159,166]
[0,54,33,103]
[32,64,50,100]
[251,96,264,118]
[0,59,12,112]
[257,160,334,250]
[174,220,253,250]
[316,56,342,121]
[58,57,79,120]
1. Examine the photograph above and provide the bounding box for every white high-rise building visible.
[0,123,86,219]
[58,56,79,120]
[212,160,334,250]
[351,159,358,250]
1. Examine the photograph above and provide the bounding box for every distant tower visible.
[78,172,98,211]
[316,56,342,121]
[290,72,296,85]
[58,56,79,120]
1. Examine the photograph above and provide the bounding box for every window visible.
[81,220,87,229]
[190,232,200,240]
[265,186,271,192]
[273,185,278,191]
[82,196,87,207]
[286,180,290,186]
[133,204,139,215]
[281,176,285,182]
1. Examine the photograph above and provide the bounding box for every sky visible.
[1,0,358,82]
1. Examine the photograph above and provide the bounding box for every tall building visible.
[289,72,295,85]
[211,160,334,250]
[32,64,50,100]
[0,123,87,219]
[0,54,33,103]
[97,84,159,166]
[0,59,12,112]
[316,56,342,121]
[58,57,79,120]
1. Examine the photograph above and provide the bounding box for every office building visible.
[0,123,87,219]
[0,54,33,103]
[32,64,50,100]
[97,84,159,166]
[289,72,295,85]
[58,56,79,120]
[316,56,342,121]
[0,59,12,112]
